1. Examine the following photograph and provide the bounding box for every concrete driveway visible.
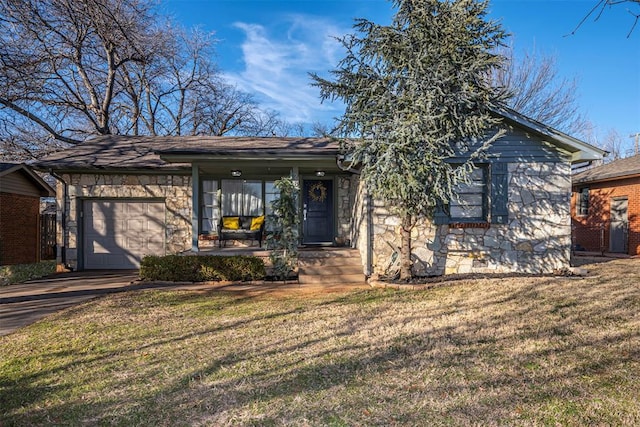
[0,271,219,337]
[0,271,368,337]
[0,271,140,336]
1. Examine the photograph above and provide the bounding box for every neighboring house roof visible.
[35,136,340,171]
[0,162,55,196]
[573,154,640,185]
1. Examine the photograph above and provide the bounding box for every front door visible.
[610,197,628,253]
[302,179,334,244]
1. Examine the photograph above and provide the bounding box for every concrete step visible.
[298,248,361,259]
[299,265,364,276]
[297,248,365,284]
[298,256,362,267]
[298,273,366,285]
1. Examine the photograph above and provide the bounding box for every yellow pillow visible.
[222,217,240,230]
[250,215,265,231]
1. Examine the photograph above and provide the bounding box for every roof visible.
[33,110,604,171]
[492,106,606,163]
[35,135,339,171]
[34,136,189,172]
[0,163,55,196]
[157,136,339,160]
[573,154,640,185]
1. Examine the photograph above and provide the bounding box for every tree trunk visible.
[400,213,413,281]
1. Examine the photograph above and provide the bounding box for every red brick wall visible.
[571,176,640,255]
[0,192,41,265]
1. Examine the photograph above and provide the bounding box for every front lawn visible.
[1,257,639,425]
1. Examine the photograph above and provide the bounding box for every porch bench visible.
[217,215,265,248]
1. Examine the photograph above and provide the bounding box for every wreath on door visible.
[308,181,327,203]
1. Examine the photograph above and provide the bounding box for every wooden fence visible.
[40,213,56,260]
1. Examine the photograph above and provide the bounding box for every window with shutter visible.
[490,162,509,224]
[450,166,488,222]
[577,187,589,216]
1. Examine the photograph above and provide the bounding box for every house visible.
[35,108,604,275]
[571,154,640,256]
[0,163,55,265]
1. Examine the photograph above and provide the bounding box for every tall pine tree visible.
[311,0,507,280]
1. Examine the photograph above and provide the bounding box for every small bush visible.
[140,255,266,282]
[0,261,57,286]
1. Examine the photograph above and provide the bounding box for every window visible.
[264,181,278,216]
[201,180,219,234]
[200,179,283,234]
[449,166,487,222]
[264,181,280,232]
[221,180,263,216]
[577,187,589,216]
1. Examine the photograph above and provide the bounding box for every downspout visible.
[191,164,200,252]
[48,169,68,270]
[336,155,360,174]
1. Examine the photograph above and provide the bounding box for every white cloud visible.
[223,15,348,125]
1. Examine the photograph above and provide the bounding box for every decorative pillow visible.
[250,215,265,231]
[222,217,240,230]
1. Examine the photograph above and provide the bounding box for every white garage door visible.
[83,200,165,269]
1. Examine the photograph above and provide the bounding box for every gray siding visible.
[451,125,569,164]
[0,171,43,197]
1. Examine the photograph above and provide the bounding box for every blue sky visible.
[164,0,640,152]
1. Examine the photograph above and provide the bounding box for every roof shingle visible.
[573,154,640,184]
[35,135,339,171]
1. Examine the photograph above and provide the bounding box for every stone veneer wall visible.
[57,173,192,269]
[351,176,370,272]
[362,162,572,276]
[336,176,356,245]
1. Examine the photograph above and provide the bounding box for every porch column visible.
[191,164,200,252]
[291,166,301,245]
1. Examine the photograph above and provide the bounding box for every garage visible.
[83,200,165,269]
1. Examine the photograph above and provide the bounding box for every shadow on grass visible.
[2,259,639,425]
[130,275,639,423]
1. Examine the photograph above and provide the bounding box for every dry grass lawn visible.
[1,257,639,426]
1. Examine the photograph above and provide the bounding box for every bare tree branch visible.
[0,98,82,145]
[490,45,588,137]
[569,0,640,37]
[0,0,295,160]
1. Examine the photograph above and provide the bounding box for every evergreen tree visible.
[311,0,507,280]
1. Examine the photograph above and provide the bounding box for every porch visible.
[187,245,367,286]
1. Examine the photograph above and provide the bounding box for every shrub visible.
[0,261,56,286]
[267,177,299,280]
[140,255,266,282]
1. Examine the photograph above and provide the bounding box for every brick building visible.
[0,163,55,265]
[571,154,640,256]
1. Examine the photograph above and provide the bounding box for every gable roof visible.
[0,163,55,196]
[35,135,339,171]
[573,154,640,185]
[493,106,606,163]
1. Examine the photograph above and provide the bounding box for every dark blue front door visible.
[302,180,333,244]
